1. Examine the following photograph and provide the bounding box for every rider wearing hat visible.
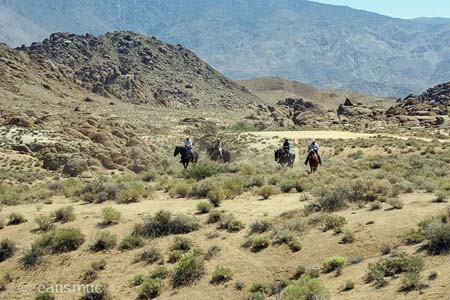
[304,139,322,165]
[184,137,194,161]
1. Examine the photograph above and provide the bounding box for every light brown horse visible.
[307,151,320,173]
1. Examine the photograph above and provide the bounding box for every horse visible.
[207,147,231,163]
[306,151,320,173]
[174,146,198,169]
[274,149,295,168]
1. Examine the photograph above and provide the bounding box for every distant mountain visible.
[412,17,450,25]
[1,0,450,97]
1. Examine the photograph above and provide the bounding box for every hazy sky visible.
[313,0,450,19]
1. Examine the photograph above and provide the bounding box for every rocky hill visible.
[12,31,255,107]
[1,0,450,97]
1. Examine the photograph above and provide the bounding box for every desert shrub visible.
[90,232,117,252]
[168,250,184,263]
[183,162,222,180]
[205,245,221,260]
[136,210,200,238]
[248,291,265,300]
[210,266,233,284]
[35,291,55,300]
[323,256,346,273]
[196,201,212,214]
[116,182,146,203]
[228,121,260,132]
[366,252,423,285]
[207,187,225,207]
[82,259,106,284]
[291,265,307,280]
[223,176,245,198]
[249,219,272,234]
[135,247,164,265]
[170,236,192,252]
[387,198,404,209]
[0,269,13,291]
[138,278,163,300]
[80,283,109,300]
[245,175,265,188]
[281,276,330,300]
[37,227,85,254]
[218,213,245,232]
[272,230,302,252]
[172,252,205,287]
[20,245,43,268]
[169,181,193,198]
[404,229,426,245]
[249,282,270,294]
[400,272,423,291]
[315,190,347,212]
[35,215,53,232]
[428,271,438,280]
[131,274,145,286]
[190,179,216,198]
[7,212,27,225]
[368,201,382,211]
[295,180,305,193]
[0,239,16,262]
[380,243,392,255]
[149,266,169,280]
[101,207,121,226]
[279,179,297,193]
[340,280,355,292]
[239,163,257,175]
[248,235,270,252]
[433,191,448,203]
[207,209,222,224]
[51,206,75,223]
[316,214,347,232]
[119,234,145,251]
[340,230,355,244]
[256,185,278,200]
[283,219,307,233]
[424,221,450,254]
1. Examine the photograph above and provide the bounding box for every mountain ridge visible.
[1,0,450,97]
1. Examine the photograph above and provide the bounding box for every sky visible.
[313,0,450,19]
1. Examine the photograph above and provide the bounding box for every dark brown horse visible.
[307,151,320,173]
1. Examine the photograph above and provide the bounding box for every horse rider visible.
[304,139,322,165]
[184,137,194,161]
[215,139,223,159]
[283,138,291,157]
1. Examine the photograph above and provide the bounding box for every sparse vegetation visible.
[0,239,16,262]
[323,256,346,273]
[101,207,121,226]
[210,266,233,284]
[51,206,75,223]
[172,251,205,287]
[196,201,212,214]
[7,212,27,225]
[90,231,117,252]
[119,234,145,251]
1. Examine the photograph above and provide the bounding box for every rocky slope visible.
[1,0,450,97]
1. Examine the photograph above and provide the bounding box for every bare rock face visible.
[16,31,257,107]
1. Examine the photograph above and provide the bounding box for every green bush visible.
[35,291,55,300]
[323,256,346,273]
[7,212,27,225]
[20,245,43,268]
[281,276,330,300]
[169,182,193,198]
[210,266,233,284]
[245,176,265,188]
[118,234,145,251]
[400,272,423,291]
[89,231,117,252]
[340,230,355,244]
[368,201,383,211]
[0,239,16,262]
[135,247,164,265]
[218,213,244,232]
[404,229,426,245]
[148,266,169,280]
[223,177,245,198]
[424,221,450,254]
[227,121,260,132]
[207,209,222,224]
[101,207,121,226]
[340,280,355,292]
[272,230,302,252]
[138,278,163,299]
[51,206,75,223]
[387,198,404,209]
[279,179,297,193]
[80,283,109,300]
[168,250,184,264]
[196,201,212,214]
[172,252,205,287]
[170,236,192,252]
[205,245,221,260]
[116,182,146,203]
[207,187,225,207]
[249,219,272,234]
[248,235,270,252]
[256,185,278,200]
[433,191,448,203]
[183,162,222,180]
[35,215,53,232]
[136,210,200,238]
[37,227,85,254]
[317,214,347,232]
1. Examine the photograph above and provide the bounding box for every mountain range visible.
[1,0,450,97]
